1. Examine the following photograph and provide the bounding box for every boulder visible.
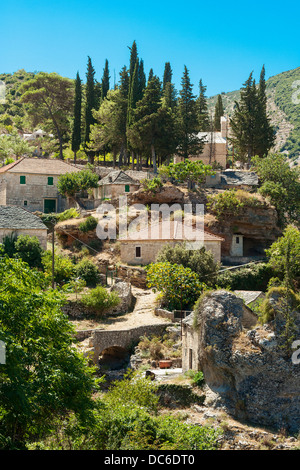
[192,290,300,432]
[108,281,133,315]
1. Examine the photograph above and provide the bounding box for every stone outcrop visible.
[128,183,185,206]
[205,202,282,256]
[108,281,133,315]
[55,217,99,247]
[186,290,300,432]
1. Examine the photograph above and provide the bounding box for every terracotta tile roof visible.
[0,157,81,175]
[121,221,224,242]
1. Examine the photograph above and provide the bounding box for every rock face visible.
[192,290,300,432]
[128,183,185,206]
[108,281,133,315]
[206,203,282,257]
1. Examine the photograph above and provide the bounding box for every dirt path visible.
[72,287,170,331]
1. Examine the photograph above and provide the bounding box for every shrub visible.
[216,262,274,291]
[141,177,163,193]
[74,258,99,287]
[14,235,43,268]
[41,251,75,285]
[146,262,205,311]
[156,242,220,286]
[207,189,263,220]
[79,216,98,233]
[80,286,120,316]
[57,208,80,222]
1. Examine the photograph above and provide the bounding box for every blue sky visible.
[1,0,300,96]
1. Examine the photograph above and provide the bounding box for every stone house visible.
[120,221,224,265]
[0,205,48,249]
[0,157,81,213]
[94,170,140,200]
[174,116,228,169]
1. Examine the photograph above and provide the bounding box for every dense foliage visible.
[0,256,96,449]
[146,261,205,310]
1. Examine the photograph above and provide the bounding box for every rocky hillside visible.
[208,66,300,162]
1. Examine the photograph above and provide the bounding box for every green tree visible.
[0,257,96,448]
[0,131,34,163]
[84,57,97,160]
[101,59,110,102]
[57,169,98,198]
[163,62,172,91]
[160,159,214,189]
[14,235,44,268]
[19,73,74,159]
[156,242,220,287]
[197,79,209,131]
[252,153,300,225]
[229,70,275,164]
[266,225,300,287]
[71,72,82,163]
[176,66,203,160]
[214,94,224,131]
[146,261,205,310]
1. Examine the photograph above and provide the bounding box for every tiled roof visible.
[122,221,224,242]
[0,157,81,175]
[0,205,47,230]
[197,131,227,144]
[99,170,139,186]
[221,170,259,186]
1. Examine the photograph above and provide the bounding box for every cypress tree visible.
[137,59,146,101]
[197,79,209,131]
[229,69,275,164]
[163,62,172,91]
[176,65,203,160]
[214,94,224,131]
[148,68,154,83]
[84,56,96,146]
[101,59,110,101]
[127,59,140,127]
[71,72,82,163]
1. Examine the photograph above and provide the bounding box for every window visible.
[48,177,54,186]
[135,246,141,258]
[24,200,27,206]
[20,175,26,184]
[236,236,240,244]
[125,184,130,193]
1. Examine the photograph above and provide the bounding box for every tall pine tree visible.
[229,69,275,164]
[176,66,203,160]
[197,79,209,131]
[71,72,82,163]
[101,59,110,102]
[163,62,172,91]
[84,56,96,148]
[214,94,224,131]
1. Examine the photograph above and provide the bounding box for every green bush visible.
[57,208,80,222]
[14,235,43,268]
[216,262,274,291]
[156,242,220,286]
[74,258,99,287]
[41,251,75,285]
[79,216,98,233]
[81,286,120,316]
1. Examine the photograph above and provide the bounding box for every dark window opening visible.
[24,200,27,206]
[20,175,26,185]
[135,246,141,258]
[125,184,130,193]
[48,177,54,186]
[236,236,240,244]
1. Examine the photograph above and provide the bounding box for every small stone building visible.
[0,205,48,249]
[94,170,140,200]
[120,221,224,265]
[0,157,81,213]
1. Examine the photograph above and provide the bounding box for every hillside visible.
[208,67,300,162]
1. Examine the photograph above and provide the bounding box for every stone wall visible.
[0,227,48,250]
